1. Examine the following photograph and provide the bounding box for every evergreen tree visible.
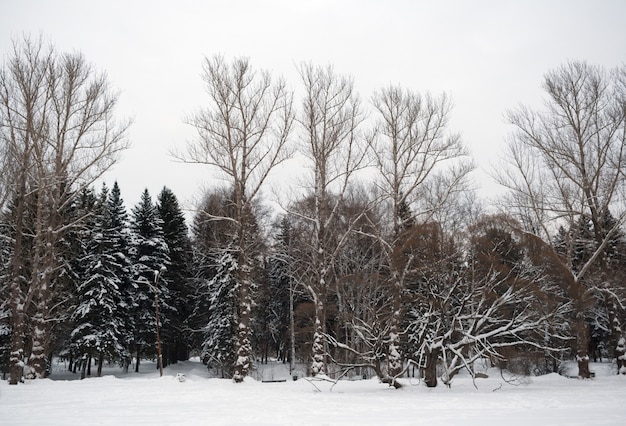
[553,209,626,365]
[70,184,127,378]
[251,262,272,364]
[265,218,292,363]
[49,186,93,377]
[156,187,192,364]
[61,187,96,374]
[202,251,238,377]
[129,189,171,372]
[107,182,135,371]
[186,190,234,359]
[189,187,265,376]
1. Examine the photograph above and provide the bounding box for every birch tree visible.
[180,56,293,382]
[369,86,471,386]
[498,61,626,378]
[0,36,129,383]
[291,63,366,376]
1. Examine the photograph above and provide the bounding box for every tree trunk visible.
[8,179,27,385]
[80,357,87,380]
[135,344,141,373]
[233,258,252,383]
[616,336,626,375]
[310,298,326,376]
[97,353,104,377]
[8,273,26,385]
[424,348,440,388]
[27,311,48,378]
[373,358,402,389]
[387,274,404,379]
[289,279,296,374]
[609,305,625,375]
[577,355,591,379]
[575,317,591,379]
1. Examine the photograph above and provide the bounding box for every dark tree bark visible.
[423,348,440,388]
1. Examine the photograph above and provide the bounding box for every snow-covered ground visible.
[1,359,624,425]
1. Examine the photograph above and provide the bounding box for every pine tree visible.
[156,187,192,364]
[129,189,171,372]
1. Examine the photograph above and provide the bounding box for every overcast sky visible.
[2,0,625,214]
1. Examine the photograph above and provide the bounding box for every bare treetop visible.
[182,55,294,206]
[501,61,626,248]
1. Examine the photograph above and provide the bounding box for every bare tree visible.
[497,60,626,377]
[407,215,569,387]
[369,86,471,386]
[319,188,392,379]
[0,37,48,385]
[0,36,130,383]
[289,63,367,376]
[180,56,293,382]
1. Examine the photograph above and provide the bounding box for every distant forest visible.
[1,36,625,387]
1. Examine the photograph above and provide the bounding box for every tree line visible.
[1,36,625,387]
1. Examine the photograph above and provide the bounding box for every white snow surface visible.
[1,360,625,425]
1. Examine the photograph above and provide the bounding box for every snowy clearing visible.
[1,360,625,426]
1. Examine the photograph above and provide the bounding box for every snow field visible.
[1,360,625,425]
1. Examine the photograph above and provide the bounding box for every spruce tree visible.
[202,251,238,377]
[265,217,292,363]
[189,188,240,376]
[107,182,135,371]
[70,184,126,378]
[129,189,171,372]
[156,187,192,364]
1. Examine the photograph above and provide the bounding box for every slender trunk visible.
[97,353,104,377]
[289,278,296,374]
[135,344,141,373]
[80,356,87,380]
[609,305,625,375]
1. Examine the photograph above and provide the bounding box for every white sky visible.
[2,0,626,214]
